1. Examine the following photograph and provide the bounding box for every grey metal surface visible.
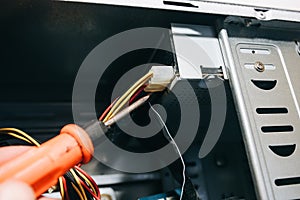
[61,0,300,22]
[171,24,227,79]
[44,187,117,199]
[220,30,300,199]
[91,173,161,186]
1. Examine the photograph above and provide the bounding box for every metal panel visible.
[61,0,300,22]
[202,0,300,12]
[220,29,300,199]
[171,24,226,79]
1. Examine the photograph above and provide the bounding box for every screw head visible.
[254,61,265,72]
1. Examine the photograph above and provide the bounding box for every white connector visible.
[144,66,175,92]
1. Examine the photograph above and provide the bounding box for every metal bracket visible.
[200,66,225,80]
[220,29,300,200]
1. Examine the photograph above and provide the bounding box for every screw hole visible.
[252,50,255,54]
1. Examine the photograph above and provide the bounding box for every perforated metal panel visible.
[220,30,300,199]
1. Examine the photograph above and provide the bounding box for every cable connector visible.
[144,66,175,92]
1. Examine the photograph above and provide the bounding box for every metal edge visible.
[59,0,300,22]
[218,29,273,200]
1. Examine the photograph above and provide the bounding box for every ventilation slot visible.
[251,80,277,90]
[275,176,300,186]
[240,48,270,55]
[261,125,293,133]
[269,144,296,157]
[245,64,275,70]
[163,1,198,8]
[256,107,288,114]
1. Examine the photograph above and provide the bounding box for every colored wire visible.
[0,128,40,146]
[149,104,186,200]
[99,97,119,121]
[0,128,99,200]
[75,166,100,198]
[104,95,150,127]
[4,132,33,144]
[108,75,151,121]
[79,179,100,200]
[62,177,70,200]
[103,72,153,122]
[71,183,85,200]
[129,84,147,105]
[59,177,65,200]
[70,169,87,200]
[76,170,96,194]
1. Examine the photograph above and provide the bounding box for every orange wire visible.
[99,97,119,121]
[62,176,70,200]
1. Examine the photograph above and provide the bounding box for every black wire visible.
[63,171,82,200]
[74,169,94,200]
[63,169,95,200]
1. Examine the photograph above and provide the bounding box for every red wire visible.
[79,179,100,200]
[75,166,101,199]
[62,176,70,200]
[99,97,119,121]
[129,85,147,105]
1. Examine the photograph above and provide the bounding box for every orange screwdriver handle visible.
[0,124,94,197]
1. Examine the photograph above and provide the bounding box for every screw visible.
[254,61,265,72]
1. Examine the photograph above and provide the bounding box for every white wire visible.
[149,104,186,200]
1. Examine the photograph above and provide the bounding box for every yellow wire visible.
[2,132,33,144]
[70,169,87,200]
[59,177,65,200]
[103,72,153,122]
[71,182,85,200]
[76,169,97,194]
[0,127,90,200]
[104,72,153,122]
[0,128,40,146]
[1,129,97,199]
[109,77,150,120]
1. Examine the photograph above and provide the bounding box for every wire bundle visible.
[101,72,153,123]
[0,128,101,200]
[59,166,100,200]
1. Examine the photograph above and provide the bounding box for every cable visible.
[99,97,119,121]
[0,128,40,146]
[75,166,100,199]
[149,104,186,200]
[104,95,150,127]
[62,177,70,200]
[75,169,96,194]
[59,177,65,200]
[109,75,151,120]
[129,84,147,104]
[70,169,87,200]
[78,179,100,200]
[103,72,153,122]
[4,132,33,144]
[71,182,85,200]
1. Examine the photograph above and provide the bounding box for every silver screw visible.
[254,61,265,72]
